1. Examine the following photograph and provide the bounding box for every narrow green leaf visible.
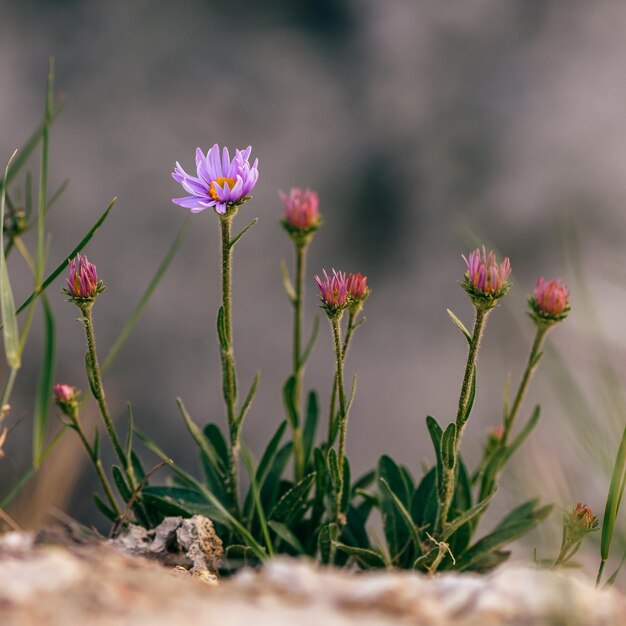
[318,522,339,564]
[125,402,134,469]
[379,477,422,552]
[141,486,227,524]
[241,446,274,557]
[216,306,227,348]
[335,543,386,569]
[176,397,224,475]
[340,457,352,514]
[0,95,64,196]
[352,469,376,493]
[463,369,477,423]
[280,260,296,303]
[269,472,316,525]
[237,370,259,428]
[13,197,116,319]
[46,179,69,213]
[302,390,319,467]
[102,219,189,372]
[298,315,319,369]
[282,375,299,429]
[267,520,304,554]
[441,423,456,470]
[599,426,626,577]
[229,217,258,248]
[447,309,471,344]
[0,150,21,368]
[93,493,118,522]
[32,295,55,467]
[84,351,98,399]
[112,465,132,502]
[442,491,496,541]
[327,448,341,494]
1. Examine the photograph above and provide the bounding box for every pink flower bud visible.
[279,188,320,231]
[347,272,369,301]
[54,384,76,403]
[65,254,102,300]
[531,277,570,320]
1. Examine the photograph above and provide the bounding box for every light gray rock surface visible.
[0,528,624,626]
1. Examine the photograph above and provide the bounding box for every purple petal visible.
[207,143,222,179]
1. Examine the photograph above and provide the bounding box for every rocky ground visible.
[0,516,624,626]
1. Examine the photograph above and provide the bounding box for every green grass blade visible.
[32,295,56,467]
[102,218,189,372]
[11,197,116,320]
[46,179,69,214]
[598,426,626,585]
[36,58,54,287]
[0,151,21,368]
[0,99,64,196]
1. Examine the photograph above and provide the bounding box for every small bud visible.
[54,383,80,419]
[461,246,511,309]
[346,272,370,315]
[314,268,349,318]
[528,277,570,326]
[279,188,321,242]
[63,254,105,304]
[564,502,599,544]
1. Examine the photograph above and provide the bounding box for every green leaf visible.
[467,550,511,573]
[125,403,134,470]
[335,544,386,569]
[463,369,477,423]
[12,197,116,320]
[280,260,296,303]
[447,309,471,344]
[340,457,351,514]
[32,295,55,467]
[0,93,64,196]
[352,469,376,493]
[411,467,437,531]
[142,486,228,524]
[241,446,273,557]
[112,465,132,503]
[237,371,259,429]
[261,442,293,512]
[327,448,341,495]
[426,416,444,478]
[216,306,228,349]
[599,426,626,579]
[318,522,339,564]
[298,316,319,369]
[85,351,98,399]
[267,520,305,554]
[441,423,456,470]
[102,219,189,372]
[302,390,319,467]
[282,375,299,429]
[0,151,21,368]
[379,477,422,556]
[93,493,118,522]
[269,472,316,526]
[442,491,496,541]
[229,217,258,248]
[455,500,553,571]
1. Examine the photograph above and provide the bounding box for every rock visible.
[0,529,624,626]
[110,515,223,580]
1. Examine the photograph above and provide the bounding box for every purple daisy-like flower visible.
[172,144,259,215]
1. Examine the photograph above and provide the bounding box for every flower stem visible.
[219,214,240,510]
[440,306,489,529]
[67,409,121,517]
[502,325,549,445]
[292,241,307,481]
[331,315,348,522]
[80,305,127,473]
[327,308,358,445]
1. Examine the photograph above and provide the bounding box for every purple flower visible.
[530,277,570,320]
[279,188,320,230]
[462,246,511,297]
[172,144,259,215]
[314,268,349,315]
[65,254,102,300]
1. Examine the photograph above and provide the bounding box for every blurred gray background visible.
[2,0,626,574]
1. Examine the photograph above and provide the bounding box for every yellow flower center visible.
[209,177,237,202]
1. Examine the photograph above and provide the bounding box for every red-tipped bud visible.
[64,254,105,303]
[529,277,570,324]
[314,268,349,317]
[54,383,80,419]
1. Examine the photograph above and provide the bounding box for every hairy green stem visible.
[331,315,348,523]
[80,305,127,472]
[291,242,307,480]
[327,308,358,445]
[502,325,548,445]
[219,215,240,510]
